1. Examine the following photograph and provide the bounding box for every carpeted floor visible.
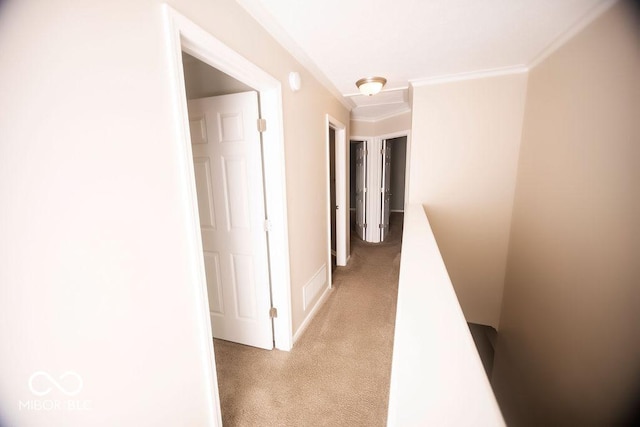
[213,213,403,426]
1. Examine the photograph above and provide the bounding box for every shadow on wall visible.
[490,2,640,426]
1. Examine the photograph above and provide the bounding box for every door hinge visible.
[264,219,272,232]
[364,223,368,229]
[257,118,267,133]
[379,224,385,229]
[269,307,278,318]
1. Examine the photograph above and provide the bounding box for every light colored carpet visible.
[213,213,403,426]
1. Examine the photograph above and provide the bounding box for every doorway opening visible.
[329,127,337,271]
[182,52,274,350]
[164,5,294,424]
[165,5,292,352]
[350,134,409,243]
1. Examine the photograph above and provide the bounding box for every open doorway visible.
[329,127,337,271]
[165,5,294,424]
[350,134,408,243]
[165,6,293,352]
[182,52,274,350]
[326,116,348,273]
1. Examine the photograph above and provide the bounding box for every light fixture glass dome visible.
[356,76,387,96]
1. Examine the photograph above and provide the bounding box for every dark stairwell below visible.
[468,323,497,378]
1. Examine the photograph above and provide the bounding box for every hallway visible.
[213,213,404,426]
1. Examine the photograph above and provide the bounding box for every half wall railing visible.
[386,204,505,426]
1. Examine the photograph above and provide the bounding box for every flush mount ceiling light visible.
[356,76,387,96]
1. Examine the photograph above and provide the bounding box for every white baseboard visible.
[303,264,327,310]
[293,285,332,344]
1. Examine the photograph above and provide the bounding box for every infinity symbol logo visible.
[28,371,83,396]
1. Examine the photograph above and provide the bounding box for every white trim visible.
[351,106,412,123]
[292,285,333,344]
[408,0,617,90]
[303,264,329,310]
[162,7,220,426]
[326,115,348,267]
[163,5,294,360]
[234,0,354,111]
[410,65,528,87]
[528,0,618,68]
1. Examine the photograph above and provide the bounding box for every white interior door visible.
[380,139,392,241]
[355,141,367,240]
[188,91,273,350]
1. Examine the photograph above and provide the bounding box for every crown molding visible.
[351,106,412,123]
[410,65,529,87]
[528,0,618,68]
[235,0,355,111]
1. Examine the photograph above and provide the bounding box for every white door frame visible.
[326,115,347,268]
[163,8,294,422]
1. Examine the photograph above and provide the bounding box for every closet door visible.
[355,141,367,240]
[380,139,392,241]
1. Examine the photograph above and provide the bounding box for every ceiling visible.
[236,0,612,120]
[182,52,253,99]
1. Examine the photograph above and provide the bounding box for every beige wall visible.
[351,111,412,137]
[351,118,376,136]
[492,3,640,425]
[409,73,528,327]
[0,0,348,425]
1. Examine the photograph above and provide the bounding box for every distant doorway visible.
[349,135,408,243]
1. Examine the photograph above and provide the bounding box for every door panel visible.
[188,91,273,350]
[203,252,224,314]
[222,156,251,230]
[193,158,217,229]
[231,254,257,319]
